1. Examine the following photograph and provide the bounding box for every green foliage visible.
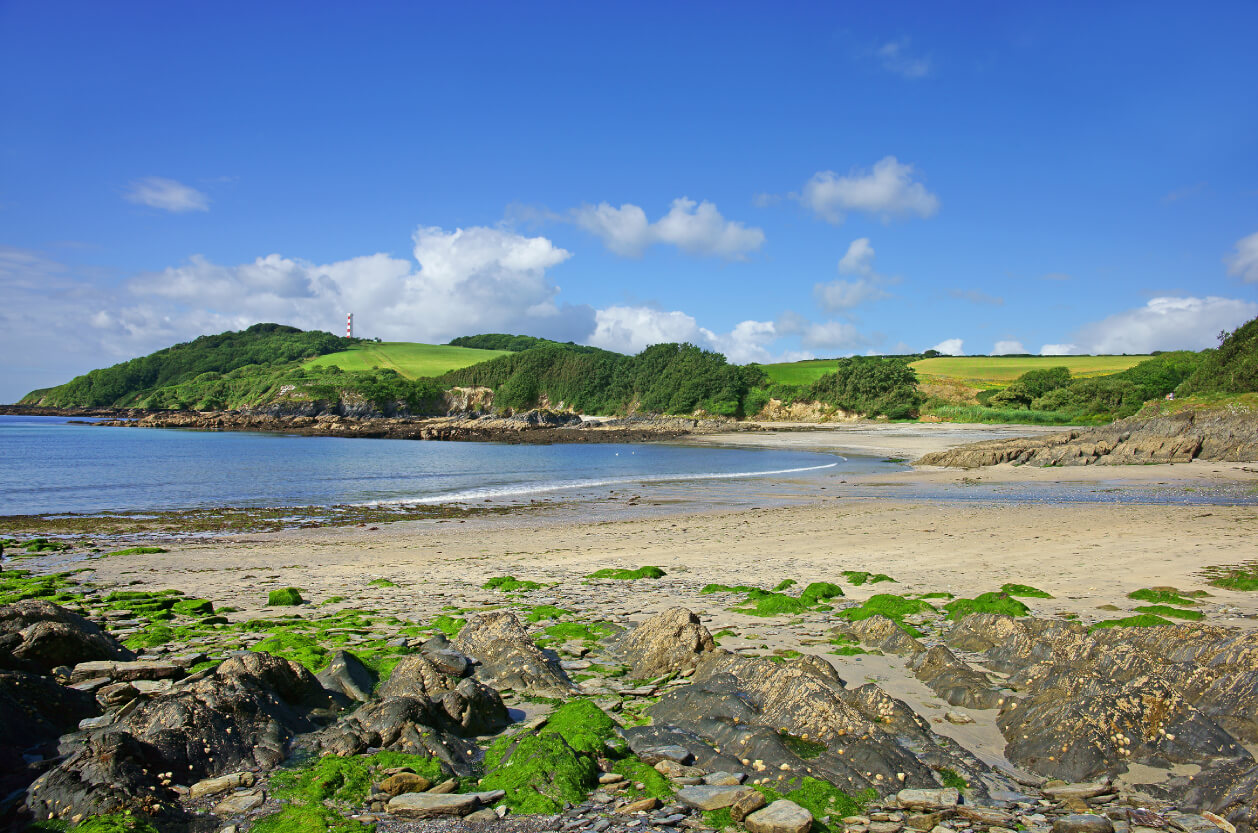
[525,604,571,622]
[432,614,465,636]
[255,632,330,671]
[937,768,968,791]
[796,356,922,418]
[249,804,375,833]
[367,579,397,588]
[268,587,304,606]
[756,778,875,833]
[774,579,798,591]
[586,566,666,580]
[842,571,896,586]
[170,598,214,616]
[483,575,544,592]
[537,621,617,644]
[1133,604,1204,620]
[612,759,676,799]
[104,547,168,556]
[1128,587,1202,605]
[122,623,174,650]
[21,537,72,552]
[923,405,1082,425]
[1177,317,1258,396]
[441,342,768,417]
[449,333,606,354]
[799,582,844,605]
[66,815,162,833]
[23,323,351,407]
[272,751,443,805]
[778,730,826,759]
[1207,564,1258,591]
[0,569,82,605]
[732,592,810,617]
[1000,583,1053,599]
[701,583,760,595]
[1090,613,1174,631]
[989,366,1072,408]
[943,592,1030,620]
[836,594,937,630]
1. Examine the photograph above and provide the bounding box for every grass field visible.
[760,355,1148,388]
[304,342,510,379]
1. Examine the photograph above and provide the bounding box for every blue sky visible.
[2,1,1257,400]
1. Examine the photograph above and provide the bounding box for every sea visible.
[0,415,861,516]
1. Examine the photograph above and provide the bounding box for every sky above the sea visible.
[2,1,1257,400]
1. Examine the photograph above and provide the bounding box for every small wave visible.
[360,462,839,506]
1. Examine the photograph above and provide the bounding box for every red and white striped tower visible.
[346,313,353,338]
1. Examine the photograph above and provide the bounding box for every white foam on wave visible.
[360,462,840,506]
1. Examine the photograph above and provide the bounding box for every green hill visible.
[305,342,510,379]
[761,354,1147,388]
[22,324,352,408]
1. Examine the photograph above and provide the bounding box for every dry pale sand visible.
[67,425,1258,773]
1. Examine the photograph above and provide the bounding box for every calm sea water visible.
[0,416,857,516]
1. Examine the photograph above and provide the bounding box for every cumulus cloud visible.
[1225,231,1258,283]
[877,39,932,79]
[931,338,964,355]
[993,340,1027,355]
[799,157,939,224]
[587,307,808,365]
[813,238,894,313]
[573,197,764,259]
[776,311,872,352]
[124,177,210,213]
[948,288,1004,306]
[1066,296,1258,354]
[1040,344,1079,356]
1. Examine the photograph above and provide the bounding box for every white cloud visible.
[124,177,210,213]
[931,338,964,355]
[877,39,932,79]
[799,157,939,224]
[813,238,894,313]
[1225,231,1258,283]
[993,340,1027,355]
[776,311,872,351]
[1066,296,1258,354]
[1040,344,1079,356]
[574,197,764,259]
[587,306,702,354]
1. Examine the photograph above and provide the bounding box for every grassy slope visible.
[304,342,510,380]
[761,355,1148,388]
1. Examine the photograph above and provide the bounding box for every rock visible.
[616,608,716,679]
[677,785,759,811]
[213,789,265,814]
[467,790,506,804]
[745,799,814,833]
[377,653,453,700]
[428,778,459,794]
[623,797,660,813]
[0,600,134,674]
[388,791,481,818]
[310,695,480,773]
[70,659,183,684]
[438,677,510,735]
[897,788,960,810]
[424,647,472,678]
[909,646,1006,711]
[0,669,98,801]
[190,771,255,800]
[830,616,924,658]
[1042,781,1113,801]
[704,771,746,786]
[944,711,974,725]
[454,612,576,697]
[379,772,432,796]
[26,651,328,824]
[599,772,625,784]
[316,650,376,702]
[466,808,499,822]
[730,789,768,822]
[637,744,695,765]
[1052,815,1115,833]
[956,807,1015,826]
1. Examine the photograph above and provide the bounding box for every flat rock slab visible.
[191,771,254,800]
[678,785,759,811]
[70,660,183,683]
[636,744,694,765]
[213,790,264,815]
[388,792,481,818]
[1052,815,1116,833]
[745,799,814,833]
[897,787,960,810]
[1043,781,1113,801]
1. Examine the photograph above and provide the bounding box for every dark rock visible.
[308,695,480,774]
[908,645,1007,710]
[0,669,98,802]
[0,600,134,675]
[831,616,924,657]
[25,651,328,825]
[316,650,376,702]
[1052,814,1115,833]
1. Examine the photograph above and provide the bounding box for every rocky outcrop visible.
[941,614,1258,831]
[308,694,484,774]
[0,599,135,674]
[916,408,1258,467]
[645,647,1007,799]
[908,645,1008,710]
[831,615,925,657]
[454,611,576,697]
[25,651,328,824]
[616,608,716,678]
